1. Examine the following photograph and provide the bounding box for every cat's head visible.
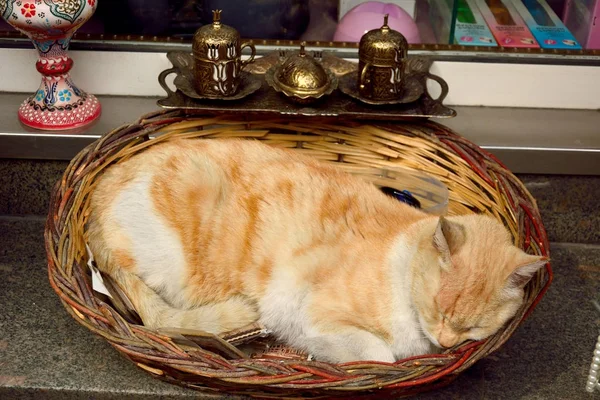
[411,214,548,350]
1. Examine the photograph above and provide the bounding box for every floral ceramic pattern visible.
[44,0,85,23]
[58,89,71,101]
[19,94,100,130]
[20,3,35,17]
[0,0,100,130]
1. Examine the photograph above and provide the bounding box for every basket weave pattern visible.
[45,110,552,398]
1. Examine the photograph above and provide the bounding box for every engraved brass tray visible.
[157,51,456,121]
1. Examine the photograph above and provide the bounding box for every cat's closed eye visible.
[463,325,483,331]
[441,313,483,332]
[453,323,482,333]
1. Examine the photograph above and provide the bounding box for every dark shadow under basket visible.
[45,109,552,399]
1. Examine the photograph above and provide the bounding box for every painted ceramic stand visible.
[0,0,101,130]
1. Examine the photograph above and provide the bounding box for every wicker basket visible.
[45,109,552,398]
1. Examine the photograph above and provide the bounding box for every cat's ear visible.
[433,216,466,267]
[507,252,549,288]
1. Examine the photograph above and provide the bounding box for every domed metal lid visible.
[359,15,408,63]
[192,10,240,55]
[266,43,337,99]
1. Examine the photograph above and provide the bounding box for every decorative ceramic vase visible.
[0,0,101,130]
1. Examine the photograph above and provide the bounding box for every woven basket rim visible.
[44,110,552,398]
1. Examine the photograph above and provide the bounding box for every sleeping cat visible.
[87,138,547,363]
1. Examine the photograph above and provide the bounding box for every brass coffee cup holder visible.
[191,9,259,100]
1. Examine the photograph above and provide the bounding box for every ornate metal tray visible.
[157,51,456,121]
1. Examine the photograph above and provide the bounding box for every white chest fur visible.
[388,235,436,358]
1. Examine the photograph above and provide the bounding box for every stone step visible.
[1,217,599,399]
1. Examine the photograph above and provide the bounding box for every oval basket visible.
[45,109,552,398]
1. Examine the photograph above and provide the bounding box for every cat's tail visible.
[107,268,259,334]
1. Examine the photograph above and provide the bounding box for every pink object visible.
[334,2,421,44]
[563,0,600,49]
[0,0,102,131]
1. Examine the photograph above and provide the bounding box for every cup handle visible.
[425,72,449,103]
[240,42,256,69]
[359,62,371,90]
[158,67,177,96]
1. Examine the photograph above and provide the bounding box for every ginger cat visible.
[87,138,547,363]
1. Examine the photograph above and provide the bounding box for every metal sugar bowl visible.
[265,42,337,104]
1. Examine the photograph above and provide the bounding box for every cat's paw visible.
[299,330,396,364]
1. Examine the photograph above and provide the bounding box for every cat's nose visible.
[438,333,458,348]
[439,338,457,348]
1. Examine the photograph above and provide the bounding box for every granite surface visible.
[0,159,68,216]
[1,217,600,399]
[0,217,213,400]
[1,158,599,245]
[521,174,600,245]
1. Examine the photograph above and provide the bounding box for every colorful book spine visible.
[474,0,539,47]
[512,0,582,49]
[453,0,498,46]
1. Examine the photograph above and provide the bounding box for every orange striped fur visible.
[86,138,547,363]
